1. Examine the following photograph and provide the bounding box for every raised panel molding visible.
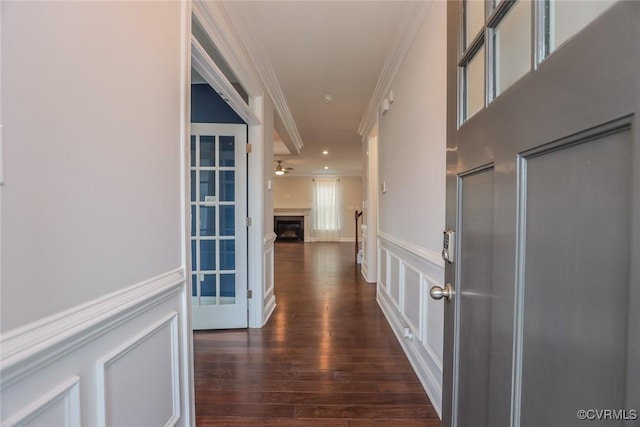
[2,376,80,427]
[376,235,444,418]
[0,270,190,427]
[262,233,277,326]
[0,269,185,387]
[97,313,180,427]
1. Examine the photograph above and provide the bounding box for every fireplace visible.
[274,216,304,242]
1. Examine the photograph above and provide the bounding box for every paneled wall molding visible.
[262,234,277,326]
[357,0,433,137]
[378,290,443,417]
[96,312,180,427]
[0,269,185,387]
[377,234,444,418]
[2,376,81,427]
[378,231,444,275]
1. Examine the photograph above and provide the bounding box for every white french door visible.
[190,123,247,330]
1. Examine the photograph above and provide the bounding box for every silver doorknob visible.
[430,284,454,301]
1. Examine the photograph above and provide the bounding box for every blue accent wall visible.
[191,84,245,124]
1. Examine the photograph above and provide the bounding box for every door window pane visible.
[190,135,196,167]
[220,239,235,270]
[200,171,216,201]
[219,136,235,167]
[493,0,531,97]
[200,135,215,166]
[190,171,196,202]
[219,171,235,201]
[465,0,485,48]
[200,240,216,271]
[220,274,236,305]
[201,274,216,297]
[549,0,616,55]
[192,274,197,297]
[191,240,197,271]
[465,46,485,120]
[200,206,216,236]
[219,205,235,236]
[191,205,196,236]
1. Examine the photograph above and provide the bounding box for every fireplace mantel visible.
[274,208,311,242]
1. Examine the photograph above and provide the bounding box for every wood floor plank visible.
[294,404,439,419]
[194,243,441,426]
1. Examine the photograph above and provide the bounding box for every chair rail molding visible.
[0,269,185,386]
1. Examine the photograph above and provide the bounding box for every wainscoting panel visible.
[0,269,191,427]
[97,313,179,427]
[2,376,80,427]
[377,233,445,417]
[262,232,277,326]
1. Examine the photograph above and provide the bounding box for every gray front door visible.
[439,1,639,426]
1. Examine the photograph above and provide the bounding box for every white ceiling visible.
[223,1,417,177]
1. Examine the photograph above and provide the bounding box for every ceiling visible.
[223,1,419,177]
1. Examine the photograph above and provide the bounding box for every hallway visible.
[194,242,441,426]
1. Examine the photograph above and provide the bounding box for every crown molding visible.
[358,0,433,138]
[221,2,303,155]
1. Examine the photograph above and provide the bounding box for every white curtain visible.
[312,178,341,241]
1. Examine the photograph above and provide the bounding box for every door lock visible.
[442,229,455,263]
[430,283,454,301]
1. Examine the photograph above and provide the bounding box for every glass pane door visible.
[190,123,247,330]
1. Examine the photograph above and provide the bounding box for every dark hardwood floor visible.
[194,242,441,426]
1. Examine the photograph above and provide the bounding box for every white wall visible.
[273,176,363,241]
[1,2,192,425]
[1,1,183,331]
[375,0,447,416]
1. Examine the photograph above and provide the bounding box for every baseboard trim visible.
[0,269,185,386]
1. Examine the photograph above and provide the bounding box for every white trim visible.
[191,37,260,126]
[220,2,303,154]
[3,376,81,427]
[192,1,262,98]
[263,231,277,245]
[339,237,356,243]
[378,289,442,418]
[0,269,185,386]
[378,231,444,271]
[180,1,195,424]
[96,312,181,427]
[358,1,433,137]
[263,295,277,327]
[376,234,445,418]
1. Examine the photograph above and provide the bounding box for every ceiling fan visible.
[274,160,293,175]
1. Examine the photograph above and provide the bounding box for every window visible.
[458,0,617,126]
[312,178,341,242]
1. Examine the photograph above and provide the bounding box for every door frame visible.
[189,1,267,329]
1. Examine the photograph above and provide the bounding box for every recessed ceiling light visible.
[324,166,329,170]
[323,95,333,103]
[322,150,328,155]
